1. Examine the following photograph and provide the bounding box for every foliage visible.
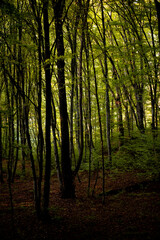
[112,131,160,177]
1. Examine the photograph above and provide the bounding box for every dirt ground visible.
[0,170,160,240]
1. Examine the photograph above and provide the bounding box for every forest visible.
[1,0,160,239]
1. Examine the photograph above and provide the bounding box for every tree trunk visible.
[84,20,93,195]
[54,0,75,198]
[155,0,160,45]
[37,16,44,217]
[43,0,52,216]
[11,93,19,182]
[18,18,26,176]
[51,94,62,188]
[135,84,145,133]
[73,30,84,178]
[115,89,124,145]
[65,8,80,162]
[0,110,3,183]
[100,0,112,203]
[90,35,105,197]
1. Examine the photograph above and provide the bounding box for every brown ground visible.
[0,169,160,240]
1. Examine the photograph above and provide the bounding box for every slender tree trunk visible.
[37,16,44,217]
[115,88,124,145]
[19,96,26,176]
[100,0,112,168]
[5,73,13,181]
[73,30,84,177]
[124,102,131,137]
[135,84,145,133]
[0,110,3,183]
[100,0,112,203]
[24,103,39,215]
[90,36,105,197]
[123,84,139,130]
[111,65,124,145]
[84,21,93,196]
[66,9,80,162]
[12,94,19,182]
[155,0,160,45]
[17,18,26,176]
[51,94,62,188]
[43,0,52,216]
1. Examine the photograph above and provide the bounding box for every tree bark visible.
[90,35,105,197]
[73,28,84,178]
[54,0,75,198]
[155,0,160,45]
[100,0,112,203]
[51,94,62,188]
[43,0,52,216]
[0,110,3,183]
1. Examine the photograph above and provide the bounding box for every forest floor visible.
[0,169,160,240]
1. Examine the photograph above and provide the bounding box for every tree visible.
[155,0,160,44]
[53,0,75,198]
[100,0,112,202]
[0,109,3,183]
[43,0,52,216]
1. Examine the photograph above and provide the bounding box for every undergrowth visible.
[80,130,160,178]
[111,131,160,177]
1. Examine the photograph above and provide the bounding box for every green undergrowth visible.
[111,131,160,177]
[79,130,160,178]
